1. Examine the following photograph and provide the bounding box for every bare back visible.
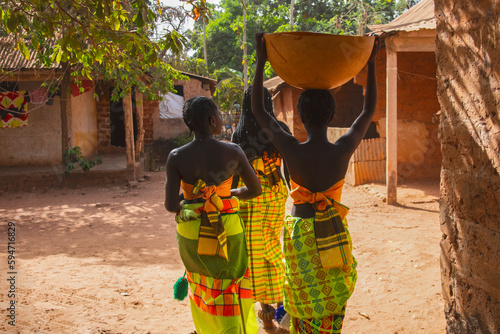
[282,138,352,192]
[165,138,261,212]
[171,140,241,185]
[251,32,380,194]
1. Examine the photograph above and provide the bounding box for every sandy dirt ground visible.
[0,171,445,334]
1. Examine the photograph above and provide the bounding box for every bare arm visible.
[252,32,298,154]
[336,35,381,155]
[164,150,182,212]
[283,159,291,190]
[230,147,262,200]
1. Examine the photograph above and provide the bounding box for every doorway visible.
[109,88,137,147]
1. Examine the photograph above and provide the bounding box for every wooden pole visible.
[123,93,136,174]
[60,63,73,163]
[203,17,208,66]
[135,92,144,159]
[243,0,248,90]
[386,43,398,204]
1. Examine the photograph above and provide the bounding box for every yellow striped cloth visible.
[289,179,352,269]
[181,178,235,261]
[238,155,288,304]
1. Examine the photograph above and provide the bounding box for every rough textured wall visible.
[95,82,126,154]
[273,88,294,135]
[151,103,189,141]
[329,79,364,127]
[71,87,98,157]
[143,100,156,145]
[273,91,286,124]
[272,86,307,142]
[143,100,189,143]
[144,78,210,142]
[96,82,111,151]
[174,77,212,100]
[0,81,62,166]
[436,1,500,333]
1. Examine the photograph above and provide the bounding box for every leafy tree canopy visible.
[0,0,205,100]
[183,0,421,111]
[193,0,421,74]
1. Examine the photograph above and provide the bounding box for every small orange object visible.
[264,32,375,90]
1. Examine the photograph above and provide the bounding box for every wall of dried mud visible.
[436,0,500,333]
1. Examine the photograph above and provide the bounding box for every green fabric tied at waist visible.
[176,201,248,280]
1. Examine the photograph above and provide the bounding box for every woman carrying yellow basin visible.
[251,32,380,334]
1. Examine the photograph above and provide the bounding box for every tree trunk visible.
[135,92,144,159]
[290,0,295,31]
[243,0,248,90]
[203,17,208,66]
[60,62,73,168]
[123,92,136,179]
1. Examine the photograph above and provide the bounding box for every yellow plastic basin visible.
[264,32,375,90]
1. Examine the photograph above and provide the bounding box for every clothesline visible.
[397,69,437,81]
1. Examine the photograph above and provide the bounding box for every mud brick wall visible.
[143,100,156,145]
[95,82,112,151]
[356,46,442,180]
[329,79,364,128]
[436,1,500,333]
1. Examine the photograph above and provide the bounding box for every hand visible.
[255,32,268,63]
[368,34,380,63]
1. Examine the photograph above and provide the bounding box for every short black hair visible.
[182,96,217,132]
[297,89,336,127]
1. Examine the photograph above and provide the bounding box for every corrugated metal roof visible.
[368,0,435,34]
[263,76,287,93]
[181,71,217,85]
[0,35,218,85]
[0,35,57,70]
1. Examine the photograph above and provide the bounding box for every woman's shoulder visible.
[167,141,196,162]
[169,142,190,155]
[215,140,244,152]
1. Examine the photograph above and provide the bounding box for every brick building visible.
[0,33,215,189]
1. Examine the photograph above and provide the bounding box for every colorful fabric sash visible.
[176,199,257,333]
[289,179,352,269]
[237,172,288,304]
[251,154,283,193]
[188,268,253,317]
[291,305,346,334]
[181,177,234,261]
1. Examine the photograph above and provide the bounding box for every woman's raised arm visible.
[252,32,297,154]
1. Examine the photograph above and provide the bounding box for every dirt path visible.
[0,172,445,333]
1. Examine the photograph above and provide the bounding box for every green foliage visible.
[145,150,160,171]
[166,56,211,77]
[0,0,199,100]
[213,67,244,112]
[64,146,103,176]
[172,132,194,147]
[187,0,422,73]
[176,0,422,114]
